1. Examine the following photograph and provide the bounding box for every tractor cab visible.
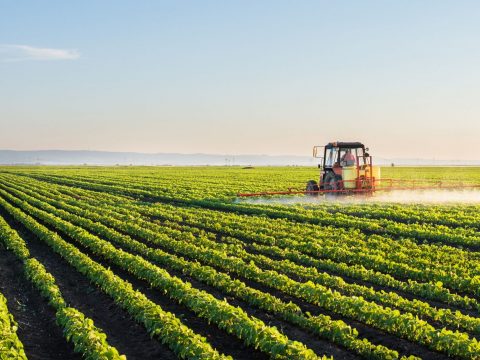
[307,141,380,193]
[321,142,367,170]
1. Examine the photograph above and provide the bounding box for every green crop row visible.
[0,189,328,360]
[0,214,125,360]
[3,184,477,359]
[0,196,230,360]
[142,202,480,298]
[0,292,27,360]
[16,171,477,295]
[7,173,479,313]
[318,203,480,231]
[15,169,480,250]
[2,180,407,359]
[2,175,478,318]
[7,178,480,341]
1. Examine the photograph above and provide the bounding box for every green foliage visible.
[0,198,228,360]
[0,293,27,360]
[0,166,479,359]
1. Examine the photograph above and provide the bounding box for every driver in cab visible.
[341,150,356,166]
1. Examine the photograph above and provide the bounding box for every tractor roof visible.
[325,142,365,149]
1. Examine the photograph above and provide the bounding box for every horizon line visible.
[0,148,479,163]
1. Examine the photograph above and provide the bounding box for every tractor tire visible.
[305,180,319,196]
[323,172,343,191]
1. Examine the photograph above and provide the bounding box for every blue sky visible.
[1,1,479,160]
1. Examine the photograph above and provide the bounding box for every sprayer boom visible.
[237,180,480,198]
[238,140,480,198]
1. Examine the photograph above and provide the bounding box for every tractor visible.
[306,141,380,195]
[236,141,479,198]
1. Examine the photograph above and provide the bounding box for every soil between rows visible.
[0,206,178,360]
[0,227,81,359]
[77,207,449,360]
[148,211,480,307]
[69,221,361,359]
[152,214,480,318]
[0,177,469,359]
[134,218,452,360]
[1,198,270,360]
[10,181,452,360]
[0,179,362,359]
[168,249,450,360]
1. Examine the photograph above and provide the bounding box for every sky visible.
[1,1,479,160]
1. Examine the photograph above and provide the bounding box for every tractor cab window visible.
[355,148,370,167]
[340,148,358,166]
[339,149,347,165]
[325,147,339,167]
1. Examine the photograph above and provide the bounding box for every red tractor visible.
[237,141,479,198]
[306,141,380,195]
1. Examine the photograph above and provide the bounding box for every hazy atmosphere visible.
[1,1,479,161]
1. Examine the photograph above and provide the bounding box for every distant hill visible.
[0,150,315,166]
[0,150,478,166]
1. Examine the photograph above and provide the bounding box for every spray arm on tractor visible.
[236,141,480,197]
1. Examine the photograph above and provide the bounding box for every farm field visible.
[1,166,480,360]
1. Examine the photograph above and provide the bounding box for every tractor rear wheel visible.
[324,172,343,191]
[305,180,319,196]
